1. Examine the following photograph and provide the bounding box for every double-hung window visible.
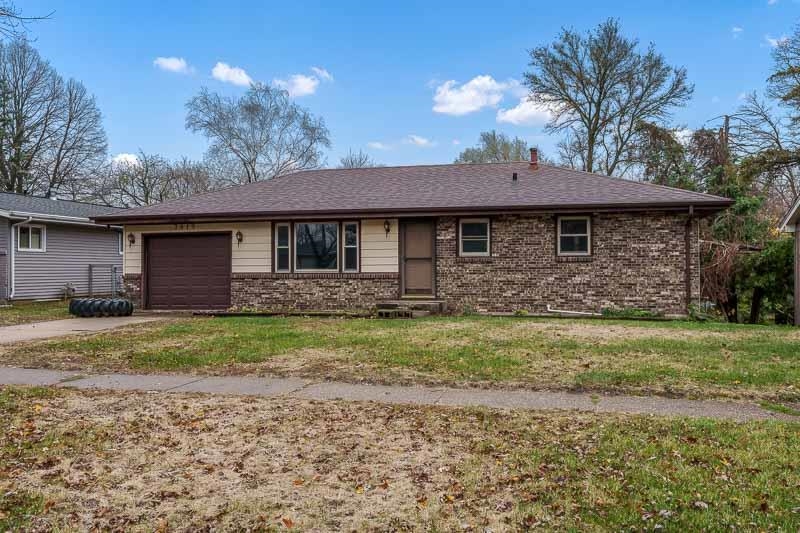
[343,222,359,272]
[275,223,291,272]
[459,218,490,256]
[557,216,591,256]
[17,224,45,252]
[295,222,339,271]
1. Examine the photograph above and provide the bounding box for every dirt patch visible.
[496,319,745,343]
[1,389,502,531]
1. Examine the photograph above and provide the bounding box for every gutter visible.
[7,210,120,229]
[9,216,32,299]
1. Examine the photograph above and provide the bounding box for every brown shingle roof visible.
[94,162,732,223]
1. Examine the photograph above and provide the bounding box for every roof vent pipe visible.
[529,147,539,169]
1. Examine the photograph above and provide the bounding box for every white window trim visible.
[557,216,591,256]
[118,232,124,255]
[459,218,490,257]
[343,221,359,272]
[275,222,292,273]
[17,224,46,252]
[294,221,340,272]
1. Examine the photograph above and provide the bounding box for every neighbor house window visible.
[17,224,45,252]
[558,216,591,256]
[343,222,359,272]
[118,232,124,254]
[295,222,338,271]
[459,218,490,256]
[275,223,291,272]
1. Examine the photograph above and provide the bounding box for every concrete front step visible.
[376,299,447,314]
[376,309,431,319]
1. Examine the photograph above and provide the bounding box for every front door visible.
[401,220,435,296]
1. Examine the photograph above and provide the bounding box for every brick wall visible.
[231,273,399,311]
[436,213,698,316]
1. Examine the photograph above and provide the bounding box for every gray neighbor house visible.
[0,192,124,302]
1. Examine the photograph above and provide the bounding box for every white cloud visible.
[731,26,743,39]
[405,134,435,147]
[311,66,334,82]
[111,153,139,166]
[496,97,552,126]
[432,75,513,116]
[273,73,320,97]
[768,0,778,5]
[765,34,788,47]
[452,139,461,146]
[367,141,390,150]
[153,56,192,74]
[212,62,253,86]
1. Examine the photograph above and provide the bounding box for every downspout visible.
[685,205,695,315]
[9,216,32,299]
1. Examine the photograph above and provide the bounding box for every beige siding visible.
[124,222,271,275]
[361,218,398,273]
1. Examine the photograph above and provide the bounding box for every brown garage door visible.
[145,233,231,310]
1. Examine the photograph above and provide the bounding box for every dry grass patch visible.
[1,386,799,531]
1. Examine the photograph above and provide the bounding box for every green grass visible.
[0,300,70,326]
[6,315,800,400]
[480,415,800,529]
[760,401,800,417]
[0,490,45,531]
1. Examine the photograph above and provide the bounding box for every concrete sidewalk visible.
[0,316,162,344]
[2,366,797,423]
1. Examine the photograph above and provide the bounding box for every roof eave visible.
[94,200,733,225]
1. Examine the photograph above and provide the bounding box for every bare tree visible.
[768,24,800,125]
[0,2,52,39]
[455,131,540,164]
[728,93,800,212]
[337,149,379,169]
[93,152,217,208]
[524,19,693,176]
[0,40,106,196]
[39,79,107,197]
[94,151,171,207]
[186,84,330,184]
[168,156,216,198]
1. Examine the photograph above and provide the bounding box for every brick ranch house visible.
[94,151,732,316]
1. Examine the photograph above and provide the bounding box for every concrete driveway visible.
[0,316,163,344]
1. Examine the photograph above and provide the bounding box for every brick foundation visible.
[231,273,399,311]
[436,213,699,316]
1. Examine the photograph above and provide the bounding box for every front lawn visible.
[0,300,70,326]
[1,385,798,531]
[2,316,799,401]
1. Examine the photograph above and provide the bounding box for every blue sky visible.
[23,0,800,167]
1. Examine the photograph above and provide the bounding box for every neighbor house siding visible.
[0,218,8,300]
[123,222,272,274]
[436,212,699,316]
[14,223,122,300]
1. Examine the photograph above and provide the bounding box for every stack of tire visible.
[69,298,134,318]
